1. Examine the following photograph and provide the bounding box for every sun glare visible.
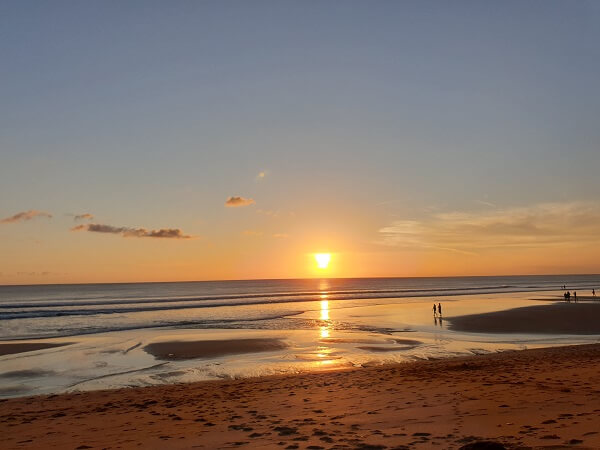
[314,253,331,269]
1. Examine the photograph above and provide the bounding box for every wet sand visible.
[2,343,600,449]
[447,302,600,334]
[144,338,289,360]
[0,342,72,357]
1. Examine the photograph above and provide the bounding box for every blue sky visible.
[1,1,599,283]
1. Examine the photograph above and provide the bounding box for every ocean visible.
[1,274,599,398]
[1,274,598,340]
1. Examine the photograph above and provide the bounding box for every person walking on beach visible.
[574,291,577,302]
[438,303,442,317]
[593,289,596,297]
[433,303,437,317]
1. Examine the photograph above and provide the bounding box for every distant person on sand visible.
[574,291,577,302]
[593,289,596,297]
[438,303,442,316]
[566,291,571,301]
[433,303,437,317]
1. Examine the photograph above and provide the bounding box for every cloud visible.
[71,223,193,239]
[273,233,289,239]
[242,230,263,237]
[225,196,255,207]
[256,170,268,181]
[73,213,94,221]
[378,201,600,253]
[256,209,279,217]
[0,210,52,224]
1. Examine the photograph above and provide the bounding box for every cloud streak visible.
[73,213,94,221]
[378,201,600,253]
[0,210,52,224]
[225,196,255,207]
[71,223,193,239]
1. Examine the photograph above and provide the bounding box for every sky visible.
[1,1,599,284]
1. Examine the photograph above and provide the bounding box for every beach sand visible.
[2,343,599,449]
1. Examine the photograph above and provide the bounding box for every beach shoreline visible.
[2,343,600,449]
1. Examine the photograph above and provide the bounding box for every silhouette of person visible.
[593,289,596,297]
[438,303,442,316]
[564,291,568,301]
[566,291,571,301]
[574,291,577,302]
[433,303,437,317]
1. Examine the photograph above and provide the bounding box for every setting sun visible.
[314,253,331,269]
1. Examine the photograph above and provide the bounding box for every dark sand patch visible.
[389,338,422,346]
[0,369,55,378]
[357,345,418,352]
[144,338,288,360]
[0,342,73,357]
[447,303,600,334]
[0,385,32,396]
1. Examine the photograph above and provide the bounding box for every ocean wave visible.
[0,283,585,311]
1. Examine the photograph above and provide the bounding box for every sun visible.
[314,253,331,269]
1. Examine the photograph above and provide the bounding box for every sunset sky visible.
[1,1,599,284]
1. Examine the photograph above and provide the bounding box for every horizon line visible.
[1,272,599,288]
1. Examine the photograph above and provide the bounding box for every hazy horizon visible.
[1,272,599,288]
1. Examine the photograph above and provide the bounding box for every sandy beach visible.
[2,342,599,450]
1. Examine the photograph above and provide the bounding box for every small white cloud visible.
[256,170,268,181]
[225,196,256,207]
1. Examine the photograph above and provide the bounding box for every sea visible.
[1,274,599,397]
[2,274,598,340]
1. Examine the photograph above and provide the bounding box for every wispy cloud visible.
[0,210,52,224]
[273,233,289,239]
[225,196,255,207]
[256,209,279,217]
[71,223,193,239]
[242,230,263,237]
[378,201,600,253]
[73,213,94,221]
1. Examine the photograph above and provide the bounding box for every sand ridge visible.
[2,343,600,449]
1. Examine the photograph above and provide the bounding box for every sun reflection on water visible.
[318,294,333,357]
